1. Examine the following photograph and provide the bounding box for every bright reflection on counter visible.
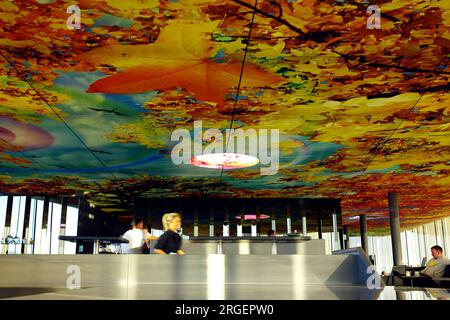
[292,255,307,299]
[117,255,138,299]
[238,241,251,255]
[207,255,225,300]
[127,255,139,299]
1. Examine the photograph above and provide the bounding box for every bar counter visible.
[183,236,324,255]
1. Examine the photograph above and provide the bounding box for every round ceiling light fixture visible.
[191,153,259,170]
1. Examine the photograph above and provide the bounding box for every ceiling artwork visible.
[0,0,449,232]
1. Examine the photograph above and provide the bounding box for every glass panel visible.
[26,199,37,254]
[424,223,435,260]
[63,205,79,254]
[40,227,49,254]
[435,220,444,249]
[368,236,374,256]
[41,201,55,254]
[33,199,44,254]
[417,227,425,264]
[400,231,409,265]
[50,202,62,254]
[322,232,332,254]
[0,196,7,253]
[8,196,26,254]
[406,229,421,267]
[371,235,393,274]
[40,204,50,254]
[349,236,361,248]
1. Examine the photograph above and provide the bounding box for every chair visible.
[442,265,450,278]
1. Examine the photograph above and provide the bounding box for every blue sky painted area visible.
[92,14,135,28]
[2,72,164,178]
[2,71,362,186]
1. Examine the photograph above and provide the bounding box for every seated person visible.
[420,245,450,279]
[121,217,152,254]
[426,288,450,300]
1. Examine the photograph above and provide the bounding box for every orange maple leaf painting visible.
[82,21,284,104]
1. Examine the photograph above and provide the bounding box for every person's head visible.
[162,213,181,231]
[131,217,144,230]
[431,245,443,259]
[267,229,275,237]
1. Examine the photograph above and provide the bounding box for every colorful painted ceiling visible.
[0,0,449,231]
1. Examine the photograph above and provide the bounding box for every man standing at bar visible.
[121,217,152,254]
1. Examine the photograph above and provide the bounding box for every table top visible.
[406,266,426,271]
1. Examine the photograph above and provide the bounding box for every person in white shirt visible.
[121,217,152,254]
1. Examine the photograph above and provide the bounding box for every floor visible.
[1,284,449,300]
[1,255,449,300]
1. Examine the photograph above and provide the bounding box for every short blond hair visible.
[162,212,181,230]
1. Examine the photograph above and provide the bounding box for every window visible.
[32,199,44,254]
[64,205,79,254]
[8,196,26,254]
[50,202,62,254]
[349,218,450,273]
[0,197,80,255]
[0,196,8,254]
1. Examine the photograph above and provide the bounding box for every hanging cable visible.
[218,0,259,185]
[0,49,123,187]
